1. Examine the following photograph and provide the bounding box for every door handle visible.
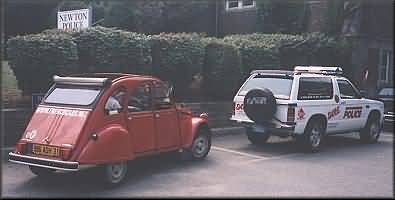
[155,113,160,118]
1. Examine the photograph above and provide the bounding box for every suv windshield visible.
[44,86,102,106]
[238,75,293,99]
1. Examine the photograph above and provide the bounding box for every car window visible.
[128,83,151,112]
[152,81,172,110]
[105,88,126,113]
[44,86,101,106]
[297,77,333,100]
[337,79,360,99]
[379,88,394,96]
[238,75,293,99]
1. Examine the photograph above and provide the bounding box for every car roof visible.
[250,70,341,78]
[69,73,160,82]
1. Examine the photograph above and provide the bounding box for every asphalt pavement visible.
[1,127,393,198]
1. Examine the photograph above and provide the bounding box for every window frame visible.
[225,0,256,11]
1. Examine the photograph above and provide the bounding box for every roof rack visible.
[250,70,294,76]
[53,75,111,86]
[294,66,343,75]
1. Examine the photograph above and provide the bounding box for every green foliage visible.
[223,33,305,74]
[202,38,242,100]
[256,0,308,34]
[151,33,205,97]
[6,30,78,94]
[73,26,152,74]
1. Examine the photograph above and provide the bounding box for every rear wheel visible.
[100,161,128,186]
[297,119,325,153]
[246,129,270,145]
[29,166,56,177]
[360,116,381,143]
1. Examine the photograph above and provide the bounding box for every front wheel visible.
[360,117,381,143]
[100,161,128,186]
[182,127,211,160]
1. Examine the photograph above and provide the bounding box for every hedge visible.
[223,33,352,75]
[202,38,242,100]
[7,29,78,94]
[73,26,152,74]
[151,33,205,97]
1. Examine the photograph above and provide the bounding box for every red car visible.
[9,73,211,185]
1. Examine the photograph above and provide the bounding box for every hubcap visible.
[107,162,126,183]
[310,126,321,148]
[193,135,208,157]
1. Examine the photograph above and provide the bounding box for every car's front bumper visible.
[384,112,394,123]
[8,152,79,171]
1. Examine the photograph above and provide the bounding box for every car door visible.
[126,82,156,153]
[335,78,366,131]
[152,80,181,150]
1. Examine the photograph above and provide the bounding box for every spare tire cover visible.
[243,88,277,124]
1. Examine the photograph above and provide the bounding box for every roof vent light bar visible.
[294,66,343,75]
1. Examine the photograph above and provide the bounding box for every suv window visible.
[337,79,360,99]
[297,77,333,100]
[238,75,293,99]
[128,83,151,112]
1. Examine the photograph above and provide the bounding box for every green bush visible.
[7,29,78,94]
[73,26,152,74]
[223,33,305,74]
[202,38,242,100]
[151,33,205,97]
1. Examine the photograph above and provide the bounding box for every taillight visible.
[232,102,235,115]
[287,106,295,122]
[61,148,72,160]
[15,142,27,154]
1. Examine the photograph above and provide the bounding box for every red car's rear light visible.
[61,148,73,160]
[15,142,27,154]
[287,106,295,122]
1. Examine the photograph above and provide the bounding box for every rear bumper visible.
[8,152,79,171]
[241,122,295,137]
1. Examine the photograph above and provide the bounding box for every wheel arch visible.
[306,114,328,132]
[364,109,381,126]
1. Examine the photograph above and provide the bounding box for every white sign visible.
[57,8,91,31]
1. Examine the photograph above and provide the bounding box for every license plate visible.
[32,144,60,157]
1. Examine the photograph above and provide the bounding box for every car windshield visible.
[379,88,394,96]
[238,75,293,99]
[44,86,102,106]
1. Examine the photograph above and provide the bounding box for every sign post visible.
[57,8,91,31]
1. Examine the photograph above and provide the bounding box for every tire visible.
[297,119,325,153]
[246,129,270,145]
[243,88,277,124]
[29,165,56,177]
[360,116,381,143]
[100,161,128,186]
[182,127,211,161]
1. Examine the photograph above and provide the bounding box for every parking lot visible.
[2,126,393,198]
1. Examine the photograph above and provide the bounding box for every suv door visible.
[335,78,366,131]
[126,82,156,153]
[152,81,181,149]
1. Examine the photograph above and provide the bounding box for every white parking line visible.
[212,146,269,160]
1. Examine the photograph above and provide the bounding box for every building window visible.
[226,0,256,10]
[378,49,392,83]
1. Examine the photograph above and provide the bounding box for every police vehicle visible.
[231,66,384,152]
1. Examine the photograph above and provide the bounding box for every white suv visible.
[231,66,384,152]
